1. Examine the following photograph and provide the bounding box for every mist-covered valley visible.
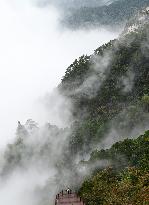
[0,1,149,205]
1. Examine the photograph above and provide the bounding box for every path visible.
[55,190,85,205]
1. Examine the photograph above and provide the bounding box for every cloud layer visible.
[0,0,119,147]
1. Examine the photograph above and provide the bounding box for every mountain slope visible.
[60,11,149,154]
[79,130,149,205]
[62,0,149,29]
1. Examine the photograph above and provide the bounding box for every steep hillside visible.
[62,0,149,29]
[79,130,149,205]
[60,10,149,155]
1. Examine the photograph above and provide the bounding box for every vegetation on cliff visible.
[79,130,149,204]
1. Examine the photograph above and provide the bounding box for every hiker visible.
[55,199,58,205]
[67,188,70,194]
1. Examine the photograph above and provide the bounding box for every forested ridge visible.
[60,14,149,155]
[62,0,149,29]
[58,9,149,203]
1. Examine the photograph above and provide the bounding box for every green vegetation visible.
[59,15,149,204]
[90,130,149,171]
[79,131,149,205]
[60,23,149,155]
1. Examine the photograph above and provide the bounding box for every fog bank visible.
[0,0,120,147]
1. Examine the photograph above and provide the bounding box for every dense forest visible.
[62,0,149,29]
[79,130,149,205]
[60,8,149,157]
[59,8,149,203]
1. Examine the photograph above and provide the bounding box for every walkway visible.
[55,190,85,205]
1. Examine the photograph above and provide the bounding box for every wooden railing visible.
[55,190,85,205]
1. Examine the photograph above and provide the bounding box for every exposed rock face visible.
[123,7,149,35]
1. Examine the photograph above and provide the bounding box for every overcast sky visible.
[0,0,120,147]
